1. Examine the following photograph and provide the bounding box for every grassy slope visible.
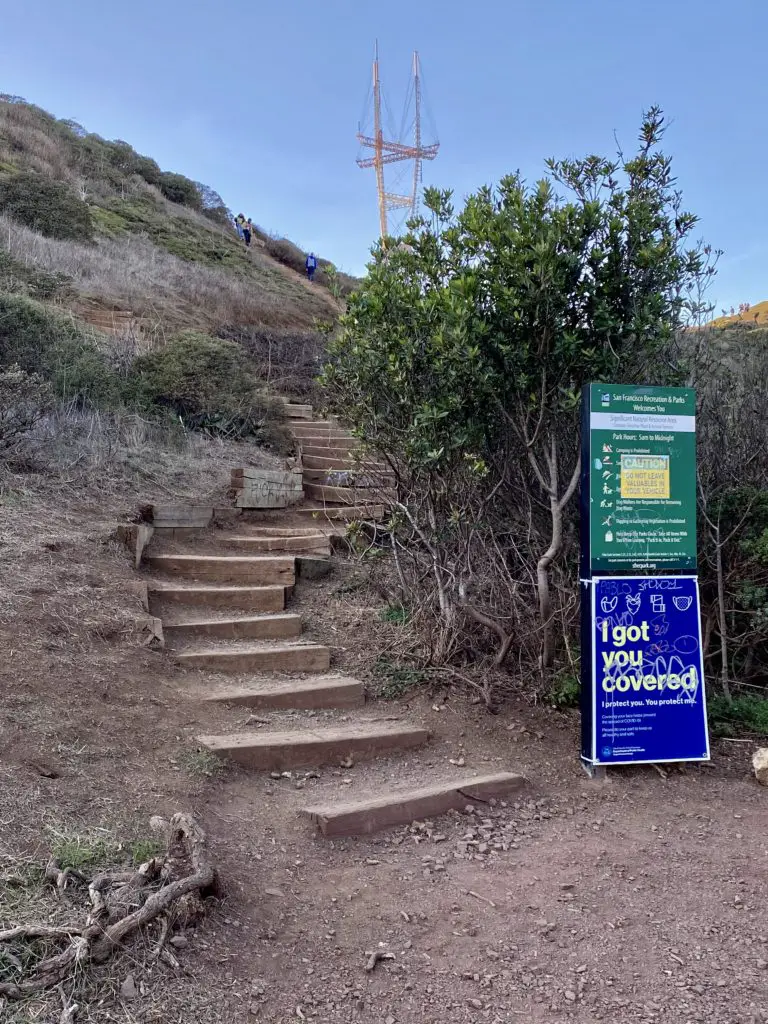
[710,300,768,328]
[0,97,346,336]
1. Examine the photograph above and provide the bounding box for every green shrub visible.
[0,364,53,450]
[0,248,71,299]
[127,331,282,439]
[0,171,93,241]
[158,172,202,210]
[708,693,768,737]
[372,657,427,698]
[545,671,581,709]
[0,293,120,406]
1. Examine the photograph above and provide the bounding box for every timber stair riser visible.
[302,454,386,472]
[199,725,431,770]
[303,483,394,505]
[300,445,362,460]
[219,535,331,554]
[302,469,395,488]
[299,436,358,451]
[291,425,349,440]
[164,613,302,645]
[177,643,331,674]
[195,676,365,711]
[302,772,528,837]
[147,585,285,613]
[147,555,295,586]
[292,504,386,522]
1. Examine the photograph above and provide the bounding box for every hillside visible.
[0,94,354,407]
[710,299,768,327]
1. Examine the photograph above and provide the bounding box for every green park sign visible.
[585,384,697,572]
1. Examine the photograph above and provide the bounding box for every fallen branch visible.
[0,813,217,999]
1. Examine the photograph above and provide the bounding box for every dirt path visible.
[186,695,765,1024]
[1,457,766,1022]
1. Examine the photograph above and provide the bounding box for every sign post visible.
[580,384,709,769]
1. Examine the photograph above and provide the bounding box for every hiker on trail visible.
[234,215,244,239]
[243,218,252,248]
[306,252,317,281]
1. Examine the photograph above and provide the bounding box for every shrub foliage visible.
[0,172,93,241]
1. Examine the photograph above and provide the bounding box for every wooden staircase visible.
[137,399,525,835]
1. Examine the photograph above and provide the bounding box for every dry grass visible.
[0,405,279,650]
[0,408,276,1022]
[0,215,336,332]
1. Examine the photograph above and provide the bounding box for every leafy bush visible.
[0,172,93,241]
[372,657,427,698]
[0,292,120,406]
[708,693,768,737]
[127,331,283,440]
[157,172,202,210]
[0,364,53,451]
[545,671,581,709]
[0,248,71,299]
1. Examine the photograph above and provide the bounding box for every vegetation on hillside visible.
[0,95,349,458]
[325,108,768,720]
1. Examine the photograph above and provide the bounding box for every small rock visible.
[169,935,188,949]
[753,748,768,786]
[468,998,483,1009]
[565,989,577,1002]
[263,887,284,897]
[121,975,137,1000]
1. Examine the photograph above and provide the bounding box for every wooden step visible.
[194,675,365,710]
[299,434,357,449]
[303,483,392,506]
[293,504,385,522]
[281,402,313,420]
[151,505,214,528]
[164,613,302,644]
[147,583,285,613]
[219,533,330,554]
[300,445,361,460]
[302,772,528,837]
[236,525,343,537]
[146,554,295,585]
[290,422,346,437]
[302,453,364,471]
[177,642,330,674]
[302,468,394,487]
[199,722,430,770]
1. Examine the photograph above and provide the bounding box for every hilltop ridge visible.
[710,299,768,328]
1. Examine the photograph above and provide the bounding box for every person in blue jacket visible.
[305,252,317,281]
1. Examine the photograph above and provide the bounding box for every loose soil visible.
[1,440,766,1023]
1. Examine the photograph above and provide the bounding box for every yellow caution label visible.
[620,455,670,499]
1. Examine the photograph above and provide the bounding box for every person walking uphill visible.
[243,218,252,248]
[305,252,317,281]
[235,213,246,240]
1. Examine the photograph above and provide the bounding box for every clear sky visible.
[1,0,765,311]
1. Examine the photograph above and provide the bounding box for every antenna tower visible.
[356,44,439,239]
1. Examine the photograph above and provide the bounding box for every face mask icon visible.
[601,596,618,613]
[673,596,692,612]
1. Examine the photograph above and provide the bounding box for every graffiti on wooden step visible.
[231,468,304,509]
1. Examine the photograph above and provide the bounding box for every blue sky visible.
[1,0,765,311]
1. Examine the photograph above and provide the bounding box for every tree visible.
[324,108,716,678]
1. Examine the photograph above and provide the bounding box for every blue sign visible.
[588,575,710,765]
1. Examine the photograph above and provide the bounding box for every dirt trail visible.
[1,431,766,1023]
